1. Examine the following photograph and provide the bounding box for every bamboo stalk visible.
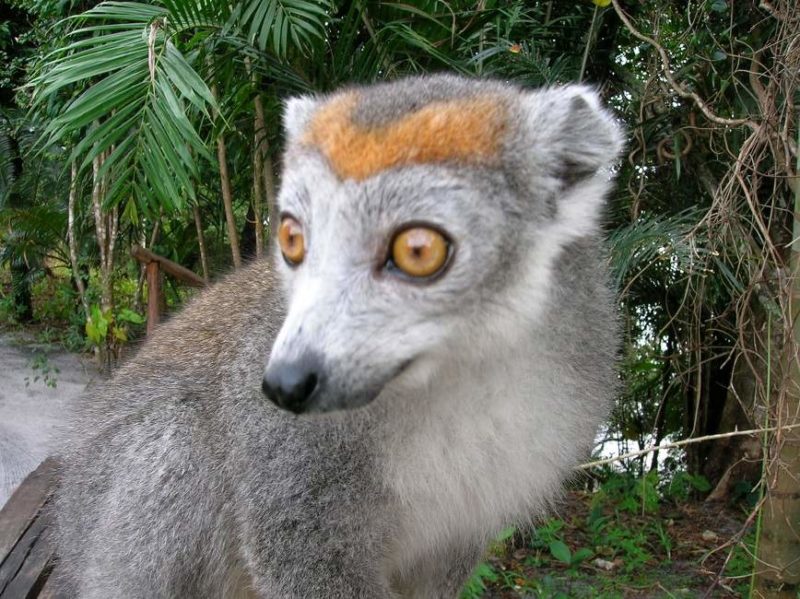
[252,115,264,258]
[211,82,242,269]
[193,204,210,282]
[67,161,88,319]
[252,75,276,240]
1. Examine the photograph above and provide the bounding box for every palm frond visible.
[233,0,332,58]
[161,0,228,30]
[30,1,217,215]
[608,208,710,289]
[0,203,68,267]
[0,131,15,207]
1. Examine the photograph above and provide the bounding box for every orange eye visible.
[390,226,450,279]
[278,216,306,265]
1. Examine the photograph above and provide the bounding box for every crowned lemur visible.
[55,74,622,598]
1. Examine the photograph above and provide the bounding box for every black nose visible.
[262,357,321,414]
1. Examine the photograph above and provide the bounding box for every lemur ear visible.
[521,86,623,183]
[283,95,319,142]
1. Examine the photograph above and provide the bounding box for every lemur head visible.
[262,74,622,414]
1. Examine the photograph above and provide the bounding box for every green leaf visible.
[234,0,331,57]
[85,304,110,344]
[30,1,214,215]
[549,540,572,564]
[495,526,516,542]
[571,547,594,565]
[117,308,145,324]
[710,0,727,12]
[112,325,128,342]
[689,474,712,492]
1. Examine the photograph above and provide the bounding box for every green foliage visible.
[30,271,75,322]
[0,131,14,205]
[607,207,709,290]
[663,471,711,503]
[548,540,594,569]
[531,518,566,547]
[85,302,144,347]
[0,287,27,325]
[234,0,332,57]
[461,562,499,599]
[24,351,60,388]
[84,304,108,345]
[651,521,672,561]
[30,2,217,215]
[461,467,739,598]
[593,470,660,514]
[724,531,756,596]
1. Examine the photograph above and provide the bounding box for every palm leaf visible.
[160,0,228,30]
[0,131,15,207]
[608,208,709,289]
[234,0,332,57]
[30,1,217,216]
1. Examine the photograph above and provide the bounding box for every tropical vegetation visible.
[1,0,799,596]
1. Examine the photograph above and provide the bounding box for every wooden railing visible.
[131,245,206,336]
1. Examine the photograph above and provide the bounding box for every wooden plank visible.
[0,521,54,599]
[0,506,49,596]
[0,460,56,565]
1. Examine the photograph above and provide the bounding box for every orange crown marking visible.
[303,92,508,181]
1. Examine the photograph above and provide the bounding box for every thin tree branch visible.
[611,0,757,131]
[578,423,800,470]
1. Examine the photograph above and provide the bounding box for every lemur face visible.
[262,75,621,415]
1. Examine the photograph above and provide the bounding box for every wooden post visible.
[146,261,160,336]
[131,245,205,337]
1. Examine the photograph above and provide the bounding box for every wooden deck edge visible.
[0,459,58,564]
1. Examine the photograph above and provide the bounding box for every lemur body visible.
[55,75,622,598]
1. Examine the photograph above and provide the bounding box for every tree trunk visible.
[216,133,241,268]
[649,335,674,472]
[240,203,256,260]
[705,325,762,502]
[193,204,210,283]
[253,92,277,240]
[252,136,264,258]
[246,57,277,243]
[90,149,117,371]
[134,218,160,315]
[211,83,241,269]
[252,108,265,258]
[91,151,116,315]
[755,132,800,597]
[67,161,89,319]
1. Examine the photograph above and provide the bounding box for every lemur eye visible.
[389,226,450,279]
[278,216,306,266]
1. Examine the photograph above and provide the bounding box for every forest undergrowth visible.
[465,472,755,599]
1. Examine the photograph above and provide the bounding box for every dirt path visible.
[0,334,95,507]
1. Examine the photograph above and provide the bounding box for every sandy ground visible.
[0,334,95,507]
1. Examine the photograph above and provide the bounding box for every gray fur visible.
[54,74,622,598]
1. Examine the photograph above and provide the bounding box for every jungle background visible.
[1,0,798,596]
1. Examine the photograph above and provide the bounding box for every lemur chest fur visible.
[377,342,579,574]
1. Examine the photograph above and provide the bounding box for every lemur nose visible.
[262,357,321,414]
